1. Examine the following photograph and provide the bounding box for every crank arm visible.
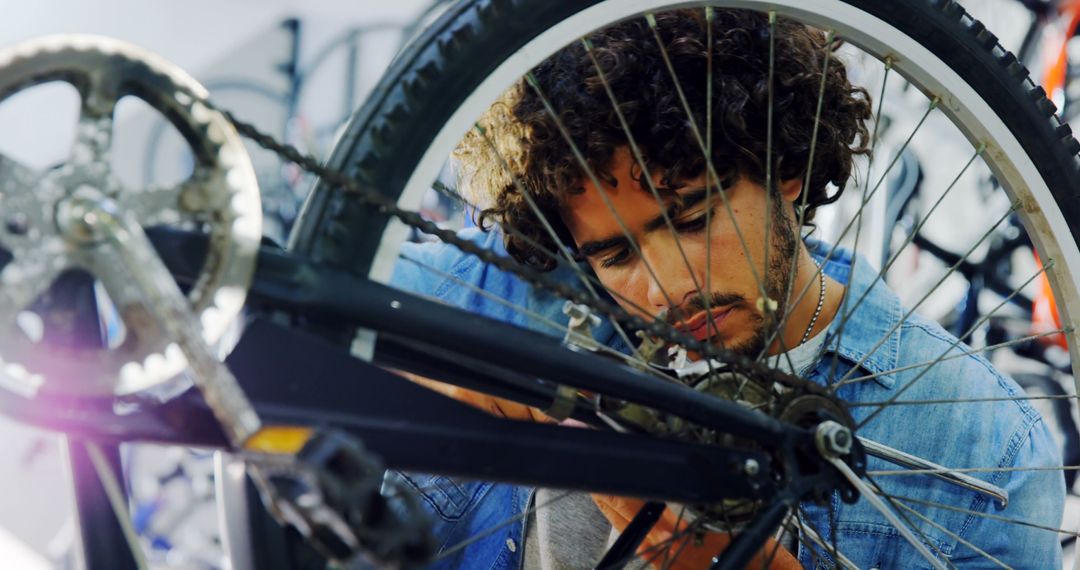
[71,197,261,446]
[859,436,1008,507]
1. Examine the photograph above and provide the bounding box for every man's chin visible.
[685,331,766,362]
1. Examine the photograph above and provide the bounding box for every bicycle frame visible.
[14,228,859,569]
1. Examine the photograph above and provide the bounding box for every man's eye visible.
[674,213,709,233]
[599,248,632,268]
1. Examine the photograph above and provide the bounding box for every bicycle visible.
[1,0,1080,568]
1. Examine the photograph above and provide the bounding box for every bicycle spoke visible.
[471,124,641,356]
[429,180,669,339]
[584,34,721,344]
[84,442,151,570]
[524,73,691,329]
[642,13,796,371]
[868,464,1080,477]
[760,509,796,569]
[854,259,1052,428]
[863,475,957,569]
[767,99,940,351]
[852,392,1079,408]
[823,203,1018,393]
[657,504,688,570]
[880,492,1080,538]
[397,253,675,381]
[839,329,1070,385]
[829,497,840,570]
[822,60,893,381]
[794,511,859,570]
[825,456,948,569]
[706,7,719,353]
[431,489,577,562]
[890,498,1009,568]
[820,144,986,380]
[769,29,836,363]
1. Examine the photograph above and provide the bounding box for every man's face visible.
[560,148,798,356]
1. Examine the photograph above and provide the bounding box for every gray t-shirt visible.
[523,489,648,570]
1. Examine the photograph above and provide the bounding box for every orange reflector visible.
[243,426,314,455]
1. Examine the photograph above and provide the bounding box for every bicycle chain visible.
[200,99,838,412]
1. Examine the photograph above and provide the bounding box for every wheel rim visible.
[319,1,1080,566]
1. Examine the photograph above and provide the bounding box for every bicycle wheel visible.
[287,0,1080,567]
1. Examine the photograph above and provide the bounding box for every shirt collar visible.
[807,237,903,389]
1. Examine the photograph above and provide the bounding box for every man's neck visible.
[767,247,844,355]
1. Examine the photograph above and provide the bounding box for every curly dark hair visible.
[458,9,873,270]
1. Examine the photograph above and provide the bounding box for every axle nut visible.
[815,420,853,457]
[743,458,760,476]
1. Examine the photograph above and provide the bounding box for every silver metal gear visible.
[0,35,261,398]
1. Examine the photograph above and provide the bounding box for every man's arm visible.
[952,415,1064,565]
[396,370,801,569]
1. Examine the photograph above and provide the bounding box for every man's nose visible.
[642,239,698,313]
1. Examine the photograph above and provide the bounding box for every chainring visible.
[0,35,261,398]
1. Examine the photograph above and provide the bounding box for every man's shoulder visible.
[390,227,501,297]
[895,311,1039,420]
[388,227,579,337]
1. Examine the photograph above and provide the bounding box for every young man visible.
[390,9,1065,568]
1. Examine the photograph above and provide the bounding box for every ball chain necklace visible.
[799,258,827,346]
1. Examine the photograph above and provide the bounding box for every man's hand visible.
[592,495,802,569]
[399,372,801,569]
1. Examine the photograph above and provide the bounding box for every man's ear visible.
[778,178,803,203]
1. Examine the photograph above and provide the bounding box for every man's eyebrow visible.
[643,187,711,232]
[577,235,630,258]
[576,187,713,257]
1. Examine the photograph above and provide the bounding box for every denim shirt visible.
[389,228,1064,569]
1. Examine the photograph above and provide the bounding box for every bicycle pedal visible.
[247,428,434,567]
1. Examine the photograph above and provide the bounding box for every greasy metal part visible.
[633,330,666,365]
[859,436,1009,507]
[825,455,949,570]
[671,357,725,382]
[562,300,602,351]
[0,35,261,399]
[814,421,853,458]
[70,197,260,445]
[542,383,579,421]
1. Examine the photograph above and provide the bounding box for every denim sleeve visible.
[952,415,1064,566]
[389,240,455,297]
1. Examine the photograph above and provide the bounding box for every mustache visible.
[665,292,747,325]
